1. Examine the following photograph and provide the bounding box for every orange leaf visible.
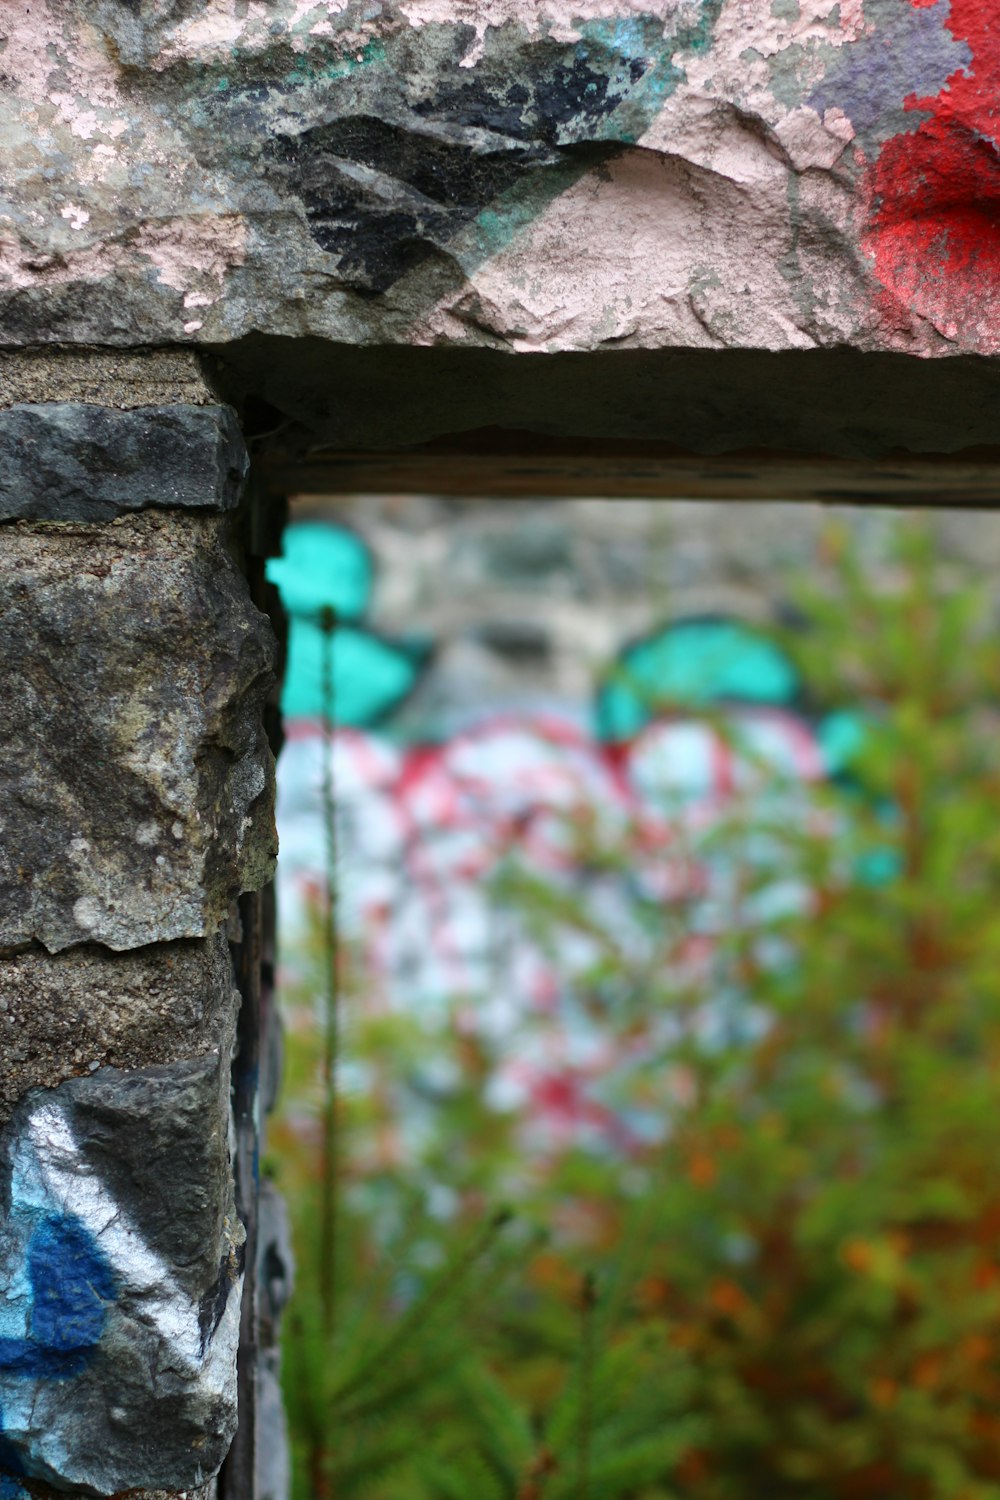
[688,1152,717,1188]
[869,1376,898,1410]
[710,1279,750,1317]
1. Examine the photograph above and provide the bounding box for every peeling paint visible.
[0,0,998,357]
[152,0,355,67]
[863,0,1000,351]
[135,214,248,296]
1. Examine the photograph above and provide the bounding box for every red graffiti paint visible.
[864,0,1000,349]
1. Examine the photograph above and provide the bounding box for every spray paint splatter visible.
[0,1214,115,1380]
[864,0,1000,348]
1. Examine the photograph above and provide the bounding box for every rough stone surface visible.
[0,1055,243,1495]
[0,403,248,522]
[0,0,996,367]
[0,349,217,410]
[257,1182,294,1500]
[0,511,277,953]
[0,933,238,1129]
[5,1486,215,1500]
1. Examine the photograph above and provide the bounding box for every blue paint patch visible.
[0,1214,115,1380]
[28,1214,116,1356]
[596,617,800,741]
[683,0,726,55]
[808,0,970,141]
[573,17,685,143]
[817,708,868,776]
[266,522,373,621]
[282,37,385,90]
[279,621,429,726]
[268,524,431,725]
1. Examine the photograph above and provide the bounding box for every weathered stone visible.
[257,1182,294,1500]
[0,512,277,953]
[0,350,217,411]
[0,1055,242,1495]
[0,0,992,366]
[0,933,238,1129]
[0,404,248,522]
[1,5,1000,460]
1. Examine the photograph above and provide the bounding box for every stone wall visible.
[5,3,1000,465]
[0,353,279,1500]
[5,3,1000,1495]
[1,0,996,363]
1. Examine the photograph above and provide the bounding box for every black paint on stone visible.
[273,114,537,292]
[0,403,248,522]
[62,1057,234,1298]
[266,34,653,293]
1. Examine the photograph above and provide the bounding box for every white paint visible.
[136,213,248,293]
[0,0,64,98]
[59,204,90,231]
[72,896,101,931]
[154,1,352,67]
[399,0,692,42]
[406,0,877,354]
[0,1098,243,1489]
[0,229,123,292]
[416,141,819,352]
[19,1102,241,1385]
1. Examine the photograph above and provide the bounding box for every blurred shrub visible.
[272,522,1000,1499]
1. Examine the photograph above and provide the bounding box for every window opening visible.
[264,495,1000,1500]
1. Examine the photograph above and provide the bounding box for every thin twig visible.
[577,1272,597,1500]
[318,604,341,1348]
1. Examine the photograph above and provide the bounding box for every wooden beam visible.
[259,434,1000,507]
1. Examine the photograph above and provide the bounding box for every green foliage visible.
[273,519,1000,1499]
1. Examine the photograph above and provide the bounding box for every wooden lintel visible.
[258,436,1000,507]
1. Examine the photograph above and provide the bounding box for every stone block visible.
[0,0,994,372]
[0,404,247,523]
[0,934,238,1129]
[0,512,277,952]
[0,1054,242,1495]
[0,350,216,411]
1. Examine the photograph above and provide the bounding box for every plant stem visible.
[318,604,341,1349]
[577,1272,597,1500]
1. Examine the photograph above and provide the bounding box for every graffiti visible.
[262,8,726,294]
[11,0,1000,362]
[0,1060,242,1495]
[595,614,803,741]
[863,0,1000,348]
[270,521,850,1156]
[266,521,429,726]
[0,1211,114,1379]
[278,704,828,1149]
